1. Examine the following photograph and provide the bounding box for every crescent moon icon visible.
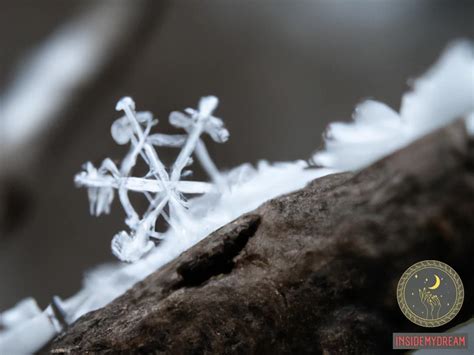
[428,274,441,290]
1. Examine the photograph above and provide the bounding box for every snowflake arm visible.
[75,96,228,262]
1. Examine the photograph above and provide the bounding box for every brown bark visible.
[50,120,474,354]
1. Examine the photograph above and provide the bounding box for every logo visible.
[393,333,468,350]
[397,260,464,328]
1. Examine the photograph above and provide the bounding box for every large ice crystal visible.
[75,96,228,262]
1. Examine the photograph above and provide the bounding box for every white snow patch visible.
[313,40,474,170]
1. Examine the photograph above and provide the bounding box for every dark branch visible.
[51,120,474,354]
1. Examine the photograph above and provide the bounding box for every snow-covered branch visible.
[1,40,473,355]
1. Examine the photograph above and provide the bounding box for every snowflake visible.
[75,96,229,262]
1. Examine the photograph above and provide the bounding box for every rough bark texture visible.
[51,120,474,354]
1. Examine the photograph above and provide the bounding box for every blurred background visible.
[1,0,473,310]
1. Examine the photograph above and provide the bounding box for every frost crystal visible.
[75,96,228,262]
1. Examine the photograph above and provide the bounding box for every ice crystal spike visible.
[75,96,229,262]
[169,96,229,187]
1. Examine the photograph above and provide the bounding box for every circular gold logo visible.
[397,260,464,327]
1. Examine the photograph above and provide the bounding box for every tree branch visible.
[51,119,474,354]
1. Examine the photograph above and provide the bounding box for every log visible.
[50,119,474,354]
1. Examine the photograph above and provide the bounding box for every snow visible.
[313,40,474,170]
[0,305,62,355]
[0,298,41,329]
[1,40,473,354]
